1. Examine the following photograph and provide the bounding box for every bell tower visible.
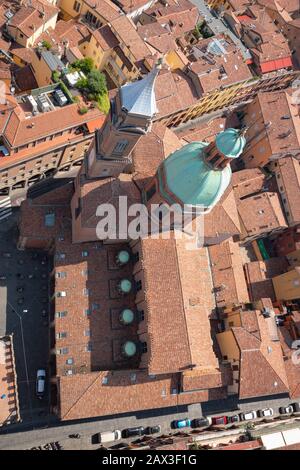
[86,64,160,179]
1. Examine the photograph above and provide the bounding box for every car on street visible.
[239,411,257,421]
[122,426,145,438]
[211,416,228,426]
[279,405,294,415]
[257,408,274,418]
[227,415,240,423]
[291,403,300,412]
[145,425,161,435]
[172,418,191,429]
[36,369,46,399]
[96,430,122,443]
[192,417,212,428]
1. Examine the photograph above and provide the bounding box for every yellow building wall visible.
[216,330,240,361]
[84,35,109,70]
[165,50,187,71]
[272,269,300,301]
[59,0,82,19]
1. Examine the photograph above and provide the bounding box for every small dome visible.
[160,141,232,210]
[120,308,135,325]
[215,128,246,159]
[119,279,132,293]
[116,250,130,265]
[122,341,137,357]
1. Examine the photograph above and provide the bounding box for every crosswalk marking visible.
[0,196,12,221]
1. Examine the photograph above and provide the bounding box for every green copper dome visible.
[116,250,130,265]
[158,129,246,211]
[119,279,132,293]
[120,308,135,325]
[122,341,137,357]
[215,128,246,159]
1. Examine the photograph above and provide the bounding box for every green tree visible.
[73,57,94,74]
[86,70,107,96]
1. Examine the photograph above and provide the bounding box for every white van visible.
[36,369,46,399]
[98,430,121,443]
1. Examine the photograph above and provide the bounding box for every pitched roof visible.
[230,309,289,399]
[8,0,58,38]
[140,236,219,375]
[276,156,300,225]
[209,238,250,308]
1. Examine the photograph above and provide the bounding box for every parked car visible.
[211,416,228,426]
[122,426,145,438]
[172,418,191,429]
[192,417,212,428]
[291,403,300,413]
[279,405,294,415]
[36,369,46,399]
[239,411,257,421]
[257,408,274,418]
[97,430,121,443]
[145,425,161,435]
[227,415,240,423]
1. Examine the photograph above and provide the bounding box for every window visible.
[92,303,100,310]
[56,332,67,339]
[82,250,89,257]
[86,342,93,352]
[82,269,88,277]
[113,140,128,155]
[56,271,67,278]
[45,213,55,227]
[56,253,66,260]
[74,2,80,14]
[56,311,67,318]
[136,280,142,291]
[57,347,68,355]
[141,342,147,353]
[83,288,89,296]
[133,252,140,263]
[232,365,239,371]
[57,291,66,297]
[146,184,156,202]
[84,329,91,337]
[229,321,234,327]
[84,308,91,316]
[66,358,74,365]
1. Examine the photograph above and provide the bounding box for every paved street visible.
[0,211,51,425]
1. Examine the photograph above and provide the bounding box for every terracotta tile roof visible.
[144,0,199,38]
[132,122,182,180]
[55,20,91,48]
[9,44,35,64]
[154,68,199,119]
[14,64,38,92]
[92,25,119,51]
[58,369,226,420]
[84,0,122,22]
[230,310,289,399]
[181,364,233,391]
[208,238,250,308]
[203,188,241,242]
[237,191,287,239]
[244,257,288,301]
[114,0,154,14]
[140,236,219,374]
[278,326,300,399]
[137,22,177,54]
[232,168,266,199]
[8,0,58,38]
[187,39,252,94]
[178,115,240,144]
[110,15,152,62]
[3,101,103,148]
[275,157,300,225]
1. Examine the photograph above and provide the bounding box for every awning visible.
[86,117,106,133]
[261,57,293,73]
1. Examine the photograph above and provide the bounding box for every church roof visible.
[120,66,159,118]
